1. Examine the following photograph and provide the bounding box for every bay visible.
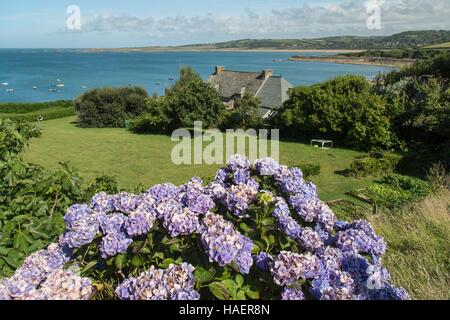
[0,49,393,102]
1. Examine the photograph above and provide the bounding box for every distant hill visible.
[182,30,450,50]
[88,30,450,52]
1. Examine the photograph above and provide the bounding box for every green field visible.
[23,116,374,201]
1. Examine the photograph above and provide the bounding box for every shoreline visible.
[85,47,366,54]
[288,56,416,68]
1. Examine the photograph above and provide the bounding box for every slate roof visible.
[208,70,266,100]
[208,68,293,117]
[256,76,293,111]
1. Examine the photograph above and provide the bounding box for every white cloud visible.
[68,0,450,40]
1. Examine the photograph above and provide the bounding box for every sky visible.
[0,0,449,48]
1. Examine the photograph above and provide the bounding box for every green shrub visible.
[347,151,403,177]
[74,86,148,128]
[129,96,172,134]
[219,93,263,130]
[274,75,393,151]
[299,163,321,179]
[355,173,433,210]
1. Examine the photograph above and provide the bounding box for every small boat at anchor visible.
[56,84,65,88]
[6,88,14,92]
[1,82,9,86]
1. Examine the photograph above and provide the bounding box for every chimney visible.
[240,87,246,98]
[215,66,225,75]
[261,69,273,79]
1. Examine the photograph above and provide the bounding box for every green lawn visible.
[23,116,374,201]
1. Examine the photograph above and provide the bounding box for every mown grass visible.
[23,116,374,201]
[368,190,450,300]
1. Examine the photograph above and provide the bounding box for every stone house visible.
[207,66,293,118]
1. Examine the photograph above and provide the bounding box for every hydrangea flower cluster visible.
[115,263,199,300]
[0,244,92,300]
[1,155,409,300]
[200,212,254,274]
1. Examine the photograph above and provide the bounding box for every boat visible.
[32,86,38,89]
[56,84,65,88]
[6,88,14,92]
[156,82,161,85]
[81,85,87,89]
[49,88,57,92]
[168,77,175,81]
[1,82,8,86]
[57,79,62,82]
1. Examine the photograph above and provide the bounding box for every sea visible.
[0,49,393,102]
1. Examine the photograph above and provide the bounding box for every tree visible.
[220,93,263,129]
[165,67,224,130]
[274,75,393,151]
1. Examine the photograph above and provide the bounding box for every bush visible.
[356,174,433,210]
[74,87,148,128]
[129,96,172,134]
[165,67,224,130]
[274,75,393,151]
[347,151,403,177]
[0,118,118,277]
[287,162,321,179]
[219,93,263,130]
[1,156,409,300]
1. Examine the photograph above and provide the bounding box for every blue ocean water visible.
[0,49,393,102]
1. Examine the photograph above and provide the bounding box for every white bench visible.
[311,139,333,149]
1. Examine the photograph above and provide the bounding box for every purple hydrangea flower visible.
[272,197,302,239]
[214,168,229,185]
[199,213,253,273]
[281,287,305,300]
[227,154,251,173]
[206,182,227,201]
[99,233,133,259]
[271,251,322,286]
[91,192,115,213]
[147,183,178,202]
[63,204,93,229]
[99,213,127,235]
[125,206,156,237]
[233,169,250,184]
[254,252,273,271]
[37,270,94,300]
[116,263,198,300]
[163,206,200,237]
[298,227,324,252]
[59,215,99,249]
[113,192,139,213]
[310,269,355,300]
[224,183,258,217]
[172,289,201,300]
[255,158,280,176]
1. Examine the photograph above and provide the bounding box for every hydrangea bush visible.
[0,155,409,300]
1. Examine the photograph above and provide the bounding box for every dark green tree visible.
[165,67,224,129]
[274,75,393,151]
[220,93,263,129]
